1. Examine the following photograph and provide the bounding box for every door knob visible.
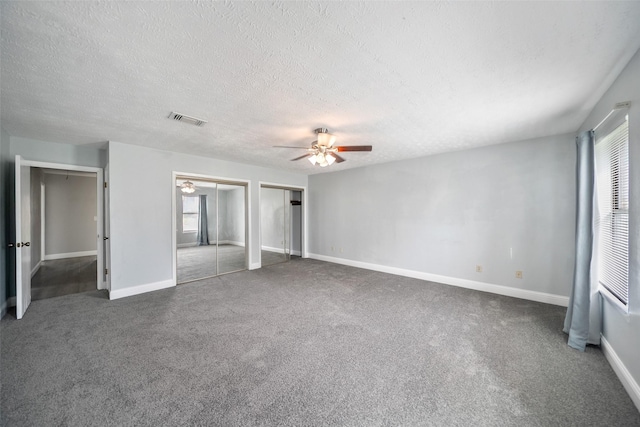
[23,242,30,247]
[8,243,14,248]
[104,237,109,240]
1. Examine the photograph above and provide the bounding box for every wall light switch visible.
[476,265,482,273]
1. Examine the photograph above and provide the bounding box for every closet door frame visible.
[258,182,307,268]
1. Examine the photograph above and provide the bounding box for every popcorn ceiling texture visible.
[1,1,640,173]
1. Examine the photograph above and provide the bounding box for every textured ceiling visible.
[2,1,640,174]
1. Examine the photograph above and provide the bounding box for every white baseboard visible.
[249,262,261,270]
[45,250,97,261]
[31,260,42,278]
[291,250,301,256]
[109,279,174,300]
[601,336,640,412]
[308,253,569,307]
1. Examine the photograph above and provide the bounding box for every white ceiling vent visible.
[168,112,207,127]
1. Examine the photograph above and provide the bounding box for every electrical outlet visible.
[476,265,482,273]
[516,271,523,279]
[331,246,335,252]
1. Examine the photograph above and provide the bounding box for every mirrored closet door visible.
[176,177,246,284]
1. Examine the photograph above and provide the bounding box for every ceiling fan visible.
[274,128,372,167]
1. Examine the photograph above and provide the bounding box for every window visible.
[594,116,629,308]
[182,195,199,232]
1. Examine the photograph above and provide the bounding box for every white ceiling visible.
[2,2,640,174]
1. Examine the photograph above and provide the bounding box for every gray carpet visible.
[31,256,97,300]
[177,244,247,283]
[2,258,639,426]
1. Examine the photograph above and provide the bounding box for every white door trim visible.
[19,158,106,292]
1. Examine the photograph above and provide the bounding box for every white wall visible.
[107,141,307,293]
[260,187,290,251]
[309,133,576,301]
[579,47,640,398]
[44,173,97,257]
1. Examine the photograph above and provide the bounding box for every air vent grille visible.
[168,112,207,127]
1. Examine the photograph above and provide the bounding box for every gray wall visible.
[579,48,640,388]
[108,141,307,291]
[309,133,576,297]
[44,173,97,256]
[0,127,9,315]
[30,168,43,272]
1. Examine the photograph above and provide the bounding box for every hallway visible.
[31,256,97,300]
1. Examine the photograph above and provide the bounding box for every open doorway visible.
[14,156,105,319]
[260,185,303,267]
[30,168,98,300]
[173,174,248,284]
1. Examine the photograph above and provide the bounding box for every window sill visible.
[599,286,629,315]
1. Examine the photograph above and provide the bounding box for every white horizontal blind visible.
[594,117,629,305]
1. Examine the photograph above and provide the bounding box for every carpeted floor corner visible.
[2,258,639,426]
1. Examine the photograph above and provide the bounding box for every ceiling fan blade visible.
[331,153,346,163]
[291,153,312,161]
[335,145,373,152]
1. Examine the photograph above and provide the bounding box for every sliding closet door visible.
[260,187,290,266]
[217,184,246,275]
[176,180,218,284]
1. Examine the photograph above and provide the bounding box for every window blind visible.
[594,117,629,305]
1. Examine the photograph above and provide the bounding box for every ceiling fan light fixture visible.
[308,154,318,165]
[180,180,196,193]
[326,153,336,165]
[316,131,335,147]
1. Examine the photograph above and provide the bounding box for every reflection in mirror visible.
[176,177,247,284]
[176,180,217,283]
[217,184,246,275]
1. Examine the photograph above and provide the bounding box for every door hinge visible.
[104,268,108,275]
[104,182,108,188]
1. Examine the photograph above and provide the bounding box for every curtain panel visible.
[563,130,602,351]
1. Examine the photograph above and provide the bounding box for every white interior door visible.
[15,155,32,319]
[103,164,110,291]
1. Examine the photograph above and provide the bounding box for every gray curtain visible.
[197,194,210,246]
[563,130,601,351]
